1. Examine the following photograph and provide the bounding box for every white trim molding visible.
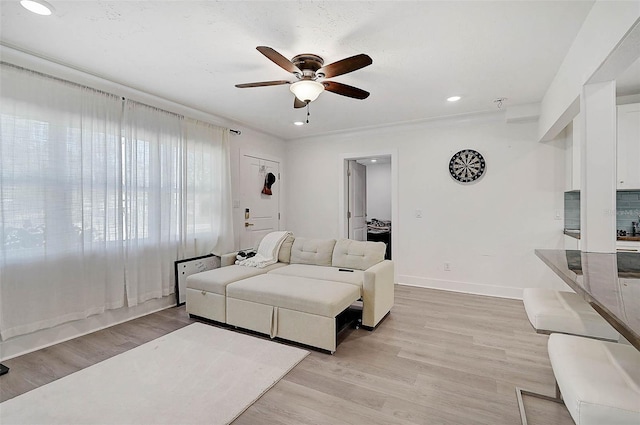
[398,276,524,300]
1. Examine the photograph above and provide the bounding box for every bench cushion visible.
[522,288,618,340]
[268,264,364,294]
[226,274,360,318]
[548,334,640,425]
[185,263,285,295]
[290,238,336,267]
[332,238,386,271]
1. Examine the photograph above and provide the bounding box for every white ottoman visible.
[523,288,618,341]
[226,274,361,352]
[186,263,285,322]
[548,333,640,425]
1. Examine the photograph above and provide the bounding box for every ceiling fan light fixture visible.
[289,80,324,103]
[20,0,54,15]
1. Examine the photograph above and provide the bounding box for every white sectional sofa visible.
[185,236,394,352]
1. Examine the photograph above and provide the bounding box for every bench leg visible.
[515,383,564,425]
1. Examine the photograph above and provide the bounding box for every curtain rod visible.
[2,61,237,133]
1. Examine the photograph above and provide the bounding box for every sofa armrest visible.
[221,252,238,267]
[362,260,395,328]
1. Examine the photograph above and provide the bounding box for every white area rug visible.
[0,323,309,424]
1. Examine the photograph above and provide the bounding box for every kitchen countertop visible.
[563,229,640,241]
[535,249,640,351]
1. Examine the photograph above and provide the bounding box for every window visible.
[0,64,233,340]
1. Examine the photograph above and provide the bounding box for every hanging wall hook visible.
[494,98,507,109]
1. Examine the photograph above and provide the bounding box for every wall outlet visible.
[444,262,451,271]
[415,209,423,218]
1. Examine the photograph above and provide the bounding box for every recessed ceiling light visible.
[20,0,54,15]
[293,121,304,126]
[371,159,377,163]
[447,96,462,102]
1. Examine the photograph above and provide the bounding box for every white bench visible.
[516,333,640,425]
[522,288,618,341]
[549,334,640,425]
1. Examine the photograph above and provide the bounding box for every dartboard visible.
[449,149,486,183]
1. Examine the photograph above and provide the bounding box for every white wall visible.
[366,162,392,221]
[285,113,567,299]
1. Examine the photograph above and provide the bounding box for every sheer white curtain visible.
[0,65,235,340]
[122,101,182,307]
[0,64,125,340]
[183,118,234,257]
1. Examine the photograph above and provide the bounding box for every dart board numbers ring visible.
[449,149,486,183]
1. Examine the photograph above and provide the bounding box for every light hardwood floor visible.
[0,285,573,424]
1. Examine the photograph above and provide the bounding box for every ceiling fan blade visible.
[294,97,306,109]
[317,54,372,78]
[256,46,301,74]
[323,81,370,100]
[235,80,290,88]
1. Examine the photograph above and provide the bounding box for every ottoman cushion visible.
[226,274,360,318]
[186,263,285,295]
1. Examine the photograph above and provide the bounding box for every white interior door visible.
[240,155,280,250]
[348,160,367,241]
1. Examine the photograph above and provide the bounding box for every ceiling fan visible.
[235,46,372,108]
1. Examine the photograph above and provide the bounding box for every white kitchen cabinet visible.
[617,103,640,189]
[617,241,640,252]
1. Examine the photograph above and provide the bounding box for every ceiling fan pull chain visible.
[306,102,310,124]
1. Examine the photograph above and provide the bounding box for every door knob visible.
[245,222,254,227]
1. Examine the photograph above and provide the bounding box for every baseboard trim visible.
[397,275,524,300]
[0,297,175,361]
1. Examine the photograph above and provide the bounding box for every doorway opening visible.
[341,152,395,260]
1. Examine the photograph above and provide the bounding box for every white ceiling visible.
[0,1,598,140]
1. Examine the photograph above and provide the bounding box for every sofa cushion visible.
[331,239,386,271]
[185,263,286,295]
[226,274,360,318]
[268,264,364,293]
[278,234,295,263]
[252,233,295,263]
[290,238,336,267]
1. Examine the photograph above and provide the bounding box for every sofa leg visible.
[362,310,391,331]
